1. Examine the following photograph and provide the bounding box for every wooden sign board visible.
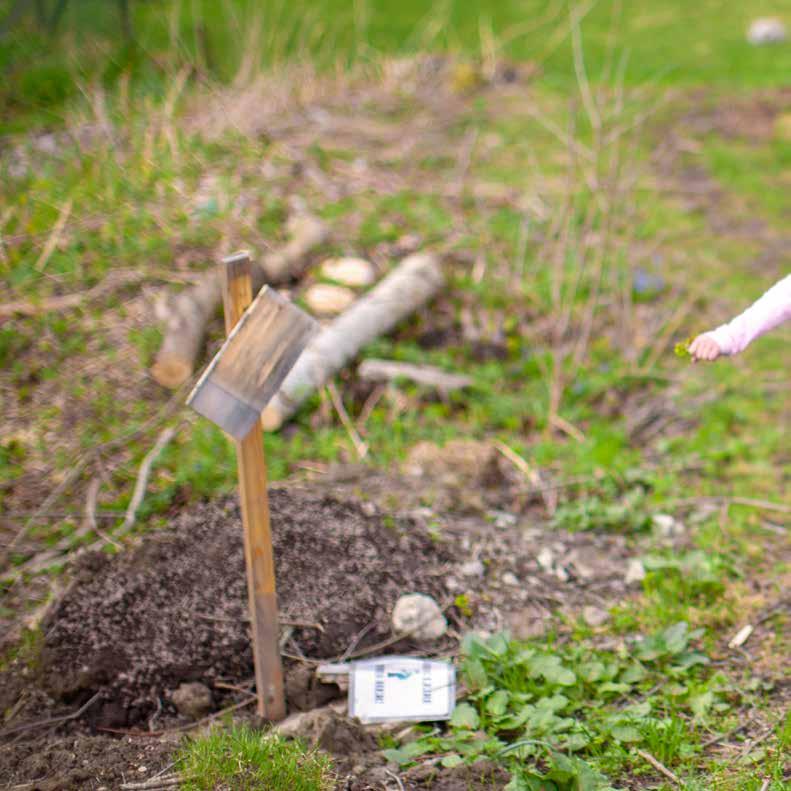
[187,285,318,439]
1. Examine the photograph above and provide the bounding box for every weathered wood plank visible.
[187,282,318,439]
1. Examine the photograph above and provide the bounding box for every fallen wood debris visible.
[150,214,328,389]
[0,270,144,319]
[357,358,472,395]
[727,624,753,649]
[261,252,444,430]
[115,425,178,537]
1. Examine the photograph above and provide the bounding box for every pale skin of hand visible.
[688,334,722,362]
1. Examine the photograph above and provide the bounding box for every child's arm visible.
[689,274,791,361]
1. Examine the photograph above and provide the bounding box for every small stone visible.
[445,576,461,592]
[502,571,519,587]
[505,610,547,640]
[304,284,356,316]
[320,257,376,287]
[652,513,685,539]
[490,510,517,529]
[747,18,787,45]
[537,548,554,572]
[138,766,148,773]
[171,682,212,720]
[460,559,485,578]
[625,558,646,585]
[391,593,447,640]
[554,566,570,583]
[582,606,610,628]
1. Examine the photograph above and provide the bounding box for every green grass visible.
[3,0,791,131]
[176,726,335,791]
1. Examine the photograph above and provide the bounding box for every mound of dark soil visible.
[38,488,453,727]
[0,733,172,791]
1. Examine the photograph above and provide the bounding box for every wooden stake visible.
[221,251,286,721]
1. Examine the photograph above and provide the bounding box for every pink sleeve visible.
[708,274,791,355]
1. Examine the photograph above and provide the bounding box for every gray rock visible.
[747,18,787,45]
[460,559,485,578]
[554,565,570,583]
[171,682,212,720]
[502,571,519,587]
[582,606,610,627]
[391,593,447,640]
[652,513,685,539]
[489,510,517,529]
[537,548,554,572]
[625,558,646,585]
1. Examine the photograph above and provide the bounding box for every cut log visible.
[150,272,223,389]
[150,214,328,389]
[261,253,444,430]
[357,359,472,395]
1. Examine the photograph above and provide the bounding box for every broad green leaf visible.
[487,689,510,717]
[624,700,652,717]
[441,753,464,768]
[536,694,570,713]
[579,661,606,683]
[487,632,510,656]
[610,723,642,743]
[597,682,631,695]
[663,622,690,654]
[561,731,591,752]
[689,690,714,719]
[620,663,647,684]
[461,631,490,659]
[674,651,709,670]
[529,655,577,686]
[504,775,532,791]
[464,657,489,690]
[450,702,479,729]
[498,705,534,730]
[382,740,433,764]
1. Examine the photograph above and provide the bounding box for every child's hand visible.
[688,333,722,362]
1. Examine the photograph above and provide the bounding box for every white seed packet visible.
[348,656,456,724]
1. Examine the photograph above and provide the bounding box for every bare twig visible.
[120,774,185,790]
[34,198,72,272]
[0,691,101,738]
[98,695,256,738]
[326,382,368,460]
[115,425,178,537]
[0,270,144,319]
[2,457,89,563]
[738,724,776,760]
[570,3,600,135]
[635,748,681,786]
[358,359,472,395]
[701,721,749,749]
[356,383,386,434]
[84,478,122,549]
[669,496,791,515]
[384,769,406,791]
[549,414,586,442]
